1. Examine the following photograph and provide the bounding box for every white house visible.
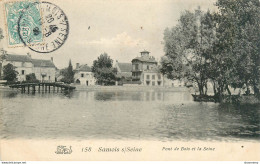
[131,50,164,86]
[32,58,56,82]
[74,63,96,86]
[2,53,33,81]
[1,52,56,82]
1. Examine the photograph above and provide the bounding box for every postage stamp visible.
[4,0,43,46]
[4,0,69,53]
[18,1,69,53]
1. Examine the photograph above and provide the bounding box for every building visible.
[74,63,96,86]
[142,68,164,86]
[0,53,56,82]
[131,50,164,86]
[164,77,185,87]
[114,61,132,84]
[32,58,56,82]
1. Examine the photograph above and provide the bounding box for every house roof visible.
[32,59,56,67]
[117,63,132,72]
[132,57,157,63]
[75,64,92,72]
[6,54,32,62]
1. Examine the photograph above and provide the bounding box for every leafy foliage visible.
[215,0,260,95]
[92,53,117,85]
[60,60,74,84]
[3,63,18,82]
[26,73,39,83]
[162,0,260,99]
[162,8,216,95]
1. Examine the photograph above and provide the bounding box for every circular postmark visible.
[18,1,69,53]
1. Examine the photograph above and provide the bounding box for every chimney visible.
[27,52,31,58]
[51,57,53,62]
[76,63,80,69]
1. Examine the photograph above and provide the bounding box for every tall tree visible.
[3,63,18,82]
[61,59,74,84]
[215,0,260,95]
[162,8,216,95]
[92,53,117,85]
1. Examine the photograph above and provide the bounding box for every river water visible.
[0,89,259,141]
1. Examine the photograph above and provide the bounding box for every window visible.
[135,64,139,70]
[152,81,155,86]
[146,75,150,79]
[81,73,84,77]
[146,81,150,85]
[158,81,161,86]
[21,70,25,75]
[147,65,149,70]
[152,75,155,80]
[158,75,161,80]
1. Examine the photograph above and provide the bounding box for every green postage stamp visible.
[4,0,43,46]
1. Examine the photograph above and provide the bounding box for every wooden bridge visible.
[9,82,76,93]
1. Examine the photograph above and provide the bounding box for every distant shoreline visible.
[0,84,199,94]
[72,85,194,92]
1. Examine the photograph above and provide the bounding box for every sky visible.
[0,0,216,69]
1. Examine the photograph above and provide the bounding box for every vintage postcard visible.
[0,0,259,162]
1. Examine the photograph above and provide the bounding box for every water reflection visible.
[73,90,192,102]
[0,89,259,141]
[0,90,19,98]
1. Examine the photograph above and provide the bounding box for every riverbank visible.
[72,85,194,92]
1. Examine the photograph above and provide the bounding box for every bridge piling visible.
[27,85,30,93]
[33,85,36,93]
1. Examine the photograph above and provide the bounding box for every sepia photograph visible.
[0,0,259,162]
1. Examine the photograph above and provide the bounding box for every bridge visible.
[9,82,76,93]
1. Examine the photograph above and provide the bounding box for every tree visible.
[215,0,260,96]
[162,8,216,95]
[92,53,117,85]
[26,73,39,82]
[162,0,260,102]
[61,59,74,84]
[3,63,18,82]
